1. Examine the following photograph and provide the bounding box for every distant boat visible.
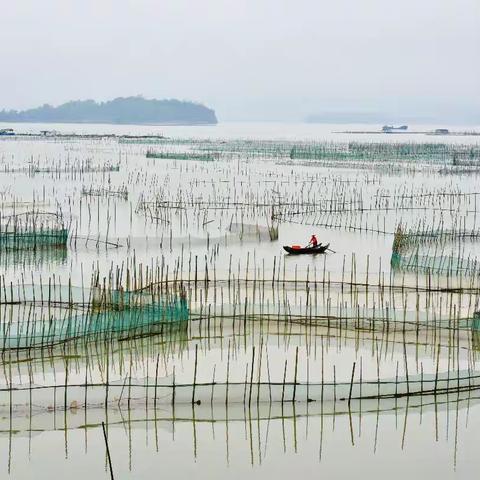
[0,128,14,136]
[382,125,408,133]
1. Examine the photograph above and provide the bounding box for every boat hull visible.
[283,244,330,255]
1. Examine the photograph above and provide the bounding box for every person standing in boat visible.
[308,234,318,247]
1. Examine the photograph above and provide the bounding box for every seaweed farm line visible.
[0,123,479,479]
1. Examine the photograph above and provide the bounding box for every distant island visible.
[0,96,218,125]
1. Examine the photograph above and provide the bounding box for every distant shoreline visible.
[335,130,480,137]
[0,120,218,127]
[0,132,167,140]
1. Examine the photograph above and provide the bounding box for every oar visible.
[326,248,336,253]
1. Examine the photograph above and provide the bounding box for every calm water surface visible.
[0,122,479,479]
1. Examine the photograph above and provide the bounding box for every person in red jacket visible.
[309,234,318,247]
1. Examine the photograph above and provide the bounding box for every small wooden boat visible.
[283,243,330,255]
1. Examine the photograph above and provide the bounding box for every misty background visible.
[1,0,479,123]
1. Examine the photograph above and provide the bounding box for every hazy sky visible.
[1,0,479,122]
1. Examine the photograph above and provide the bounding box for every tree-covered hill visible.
[0,97,218,125]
